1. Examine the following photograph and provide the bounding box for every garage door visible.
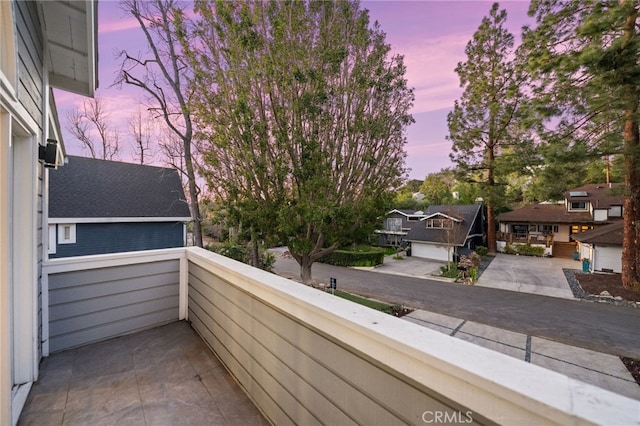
[411,242,449,261]
[594,246,622,273]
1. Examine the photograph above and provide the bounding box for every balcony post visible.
[179,253,189,320]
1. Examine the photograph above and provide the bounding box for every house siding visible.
[47,259,180,352]
[15,0,43,130]
[50,222,185,258]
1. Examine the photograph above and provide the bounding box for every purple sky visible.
[55,0,533,180]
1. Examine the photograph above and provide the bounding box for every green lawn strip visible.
[333,290,393,314]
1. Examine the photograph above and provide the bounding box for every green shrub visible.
[440,263,459,278]
[320,249,385,267]
[502,243,545,257]
[475,246,488,256]
[468,267,478,282]
[207,243,275,271]
[503,244,517,255]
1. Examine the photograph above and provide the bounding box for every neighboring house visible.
[572,221,623,273]
[49,156,192,258]
[496,184,624,258]
[405,204,484,262]
[375,209,427,246]
[0,1,98,423]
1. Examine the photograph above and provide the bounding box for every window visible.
[426,218,452,229]
[539,224,559,234]
[569,201,588,211]
[386,217,402,232]
[570,225,593,235]
[57,224,76,244]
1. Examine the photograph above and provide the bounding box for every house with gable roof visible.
[496,183,624,258]
[48,156,192,258]
[405,204,484,262]
[375,208,427,246]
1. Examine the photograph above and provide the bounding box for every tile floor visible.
[18,321,268,426]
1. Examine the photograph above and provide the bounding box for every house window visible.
[426,218,452,229]
[386,217,402,232]
[569,201,588,211]
[570,225,593,235]
[58,224,76,244]
[539,224,559,234]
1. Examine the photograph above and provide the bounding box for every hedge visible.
[319,249,385,267]
[503,243,545,257]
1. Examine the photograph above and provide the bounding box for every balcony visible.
[19,247,637,424]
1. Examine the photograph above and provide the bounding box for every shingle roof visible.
[496,203,593,223]
[405,204,482,245]
[565,183,624,209]
[50,156,191,219]
[572,221,623,245]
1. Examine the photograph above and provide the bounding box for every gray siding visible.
[48,259,180,352]
[188,261,460,425]
[50,222,185,258]
[15,0,43,129]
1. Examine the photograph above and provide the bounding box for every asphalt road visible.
[273,256,640,359]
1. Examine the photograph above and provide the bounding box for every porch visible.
[17,247,637,425]
[19,321,266,425]
[496,231,554,247]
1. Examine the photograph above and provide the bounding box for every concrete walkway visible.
[404,310,640,401]
[272,251,640,400]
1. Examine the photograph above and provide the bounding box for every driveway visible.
[476,254,578,299]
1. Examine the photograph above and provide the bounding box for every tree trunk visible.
[299,255,313,283]
[621,113,640,289]
[621,7,640,290]
[250,228,260,268]
[184,139,203,247]
[486,144,497,254]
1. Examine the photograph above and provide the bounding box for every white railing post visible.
[179,251,188,320]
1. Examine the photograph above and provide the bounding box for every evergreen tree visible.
[523,0,640,289]
[448,3,531,253]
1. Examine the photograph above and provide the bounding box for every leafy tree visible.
[523,0,640,289]
[179,0,414,282]
[116,0,204,247]
[420,170,455,205]
[447,3,531,253]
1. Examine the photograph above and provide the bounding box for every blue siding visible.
[51,222,184,258]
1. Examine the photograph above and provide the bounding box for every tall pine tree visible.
[523,0,640,289]
[448,3,530,253]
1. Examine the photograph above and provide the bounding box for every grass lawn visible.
[332,290,412,317]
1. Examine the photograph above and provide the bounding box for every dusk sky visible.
[55,0,534,181]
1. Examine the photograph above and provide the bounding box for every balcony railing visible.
[497,231,554,247]
[39,247,636,425]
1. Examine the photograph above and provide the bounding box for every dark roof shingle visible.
[50,156,191,219]
[572,221,623,245]
[497,203,593,223]
[405,204,482,245]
